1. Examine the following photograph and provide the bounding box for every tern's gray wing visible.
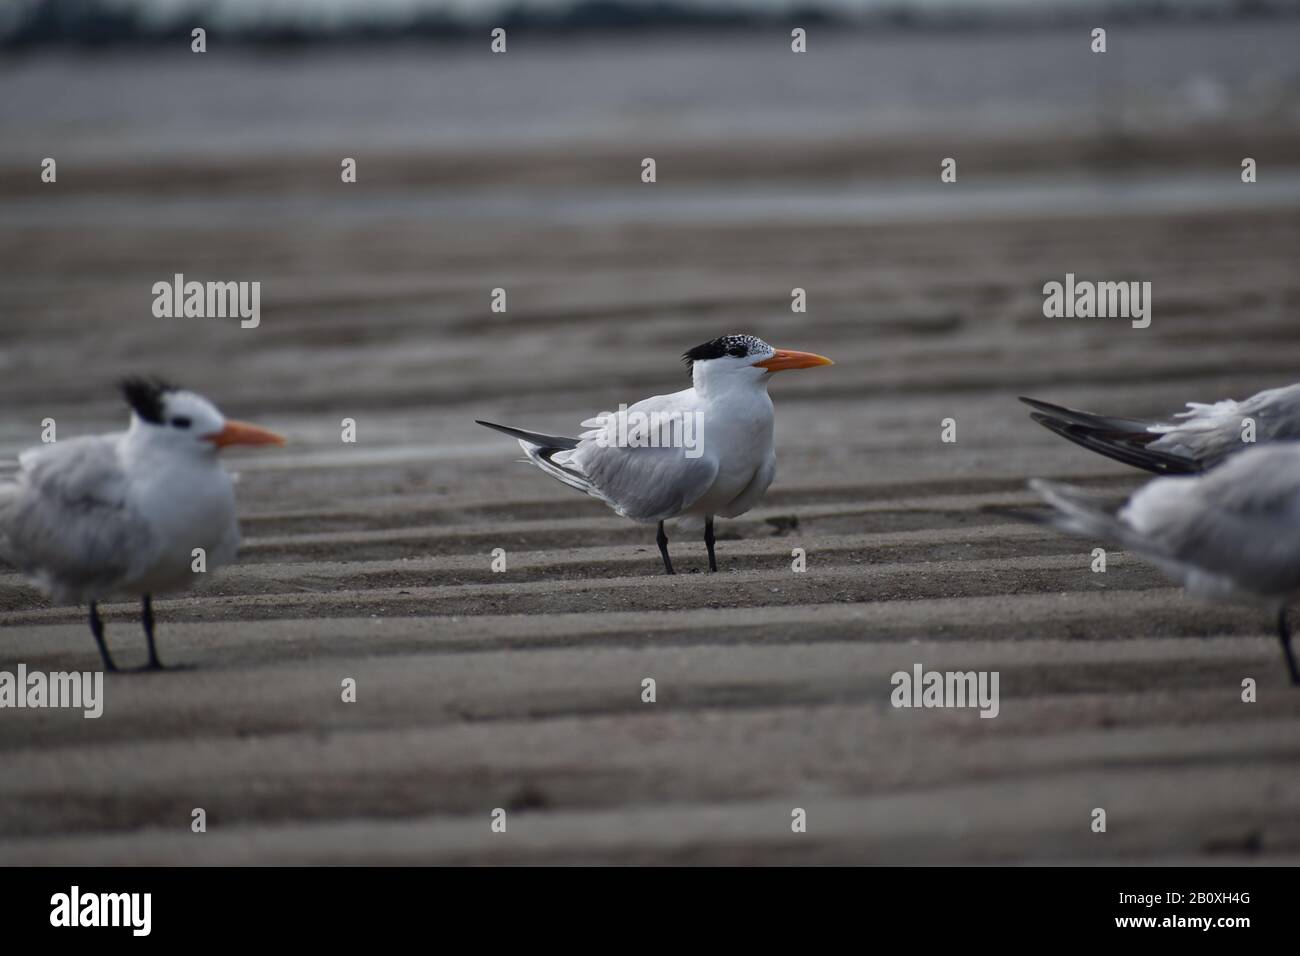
[1019,397,1200,475]
[1148,383,1300,468]
[559,393,717,523]
[1118,443,1300,599]
[497,392,719,524]
[1246,384,1300,442]
[0,436,153,602]
[565,442,718,523]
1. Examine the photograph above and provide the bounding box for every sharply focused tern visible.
[1021,383,1300,474]
[0,378,285,671]
[477,334,832,574]
[1026,443,1300,684]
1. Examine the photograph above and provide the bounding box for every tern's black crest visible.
[120,376,178,424]
[682,334,770,371]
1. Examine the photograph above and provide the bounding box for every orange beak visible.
[755,349,834,373]
[204,420,286,449]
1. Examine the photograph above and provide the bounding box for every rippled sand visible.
[2,23,1299,863]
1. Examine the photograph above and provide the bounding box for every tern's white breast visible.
[125,452,240,594]
[691,386,776,513]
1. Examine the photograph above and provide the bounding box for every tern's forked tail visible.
[475,420,579,451]
[476,419,591,496]
[1026,478,1132,544]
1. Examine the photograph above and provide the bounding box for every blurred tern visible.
[477,334,832,574]
[1021,383,1300,474]
[0,378,285,671]
[1027,443,1300,684]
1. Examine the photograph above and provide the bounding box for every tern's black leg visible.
[1278,606,1299,686]
[656,520,675,575]
[88,601,117,672]
[704,516,717,573]
[141,593,163,670]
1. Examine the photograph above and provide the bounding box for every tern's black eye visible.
[170,416,192,429]
[726,345,747,357]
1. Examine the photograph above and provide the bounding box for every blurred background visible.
[2,1,1299,428]
[1,1,1299,864]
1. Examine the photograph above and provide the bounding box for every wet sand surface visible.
[2,24,1300,863]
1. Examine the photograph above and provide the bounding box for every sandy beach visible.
[2,21,1300,863]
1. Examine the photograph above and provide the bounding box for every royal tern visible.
[477,334,832,574]
[1020,383,1300,475]
[1026,443,1300,684]
[0,378,285,671]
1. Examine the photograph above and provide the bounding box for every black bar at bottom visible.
[0,865,1282,942]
